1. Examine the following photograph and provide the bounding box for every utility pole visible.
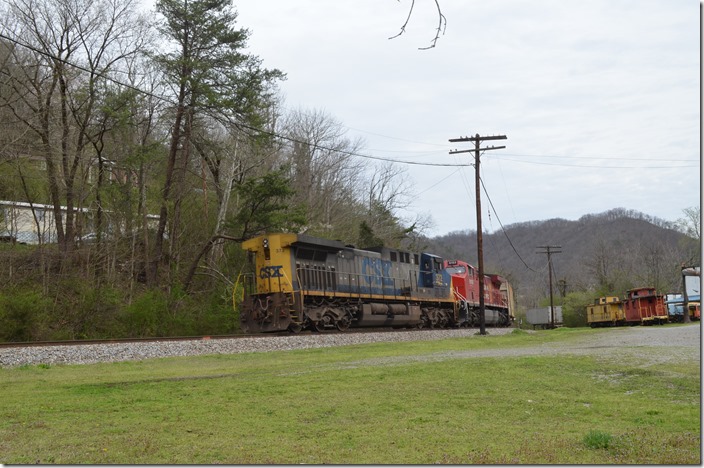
[681,265,700,323]
[536,245,562,328]
[449,133,506,335]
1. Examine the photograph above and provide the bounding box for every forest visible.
[0,0,699,341]
[0,0,426,341]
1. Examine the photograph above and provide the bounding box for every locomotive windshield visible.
[445,266,466,275]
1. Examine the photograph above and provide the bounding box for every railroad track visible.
[0,326,454,349]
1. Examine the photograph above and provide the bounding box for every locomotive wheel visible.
[336,315,351,331]
[314,314,334,332]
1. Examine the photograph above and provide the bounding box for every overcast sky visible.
[232,0,700,237]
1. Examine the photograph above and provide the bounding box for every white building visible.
[0,200,158,244]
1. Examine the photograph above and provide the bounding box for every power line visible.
[479,177,537,273]
[0,31,470,169]
[499,152,697,162]
[342,125,449,147]
[491,156,697,169]
[415,167,462,196]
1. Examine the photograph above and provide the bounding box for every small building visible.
[0,200,159,245]
[664,293,700,322]
[526,306,562,329]
[0,200,85,244]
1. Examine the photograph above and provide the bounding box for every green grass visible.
[0,328,699,464]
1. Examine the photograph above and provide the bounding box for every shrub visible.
[120,289,170,338]
[583,430,613,450]
[0,288,51,341]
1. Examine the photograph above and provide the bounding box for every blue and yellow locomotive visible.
[239,233,459,332]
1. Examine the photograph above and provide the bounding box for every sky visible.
[231,0,700,237]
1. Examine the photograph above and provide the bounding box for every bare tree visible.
[361,161,415,246]
[676,206,701,266]
[282,107,365,235]
[2,0,147,255]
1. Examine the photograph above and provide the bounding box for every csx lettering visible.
[260,266,284,278]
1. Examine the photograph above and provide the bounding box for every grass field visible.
[0,327,699,464]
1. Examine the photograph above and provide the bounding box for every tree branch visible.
[419,0,446,50]
[388,0,415,40]
[389,0,446,50]
[182,233,243,292]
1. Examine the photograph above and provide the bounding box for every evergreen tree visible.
[149,0,284,285]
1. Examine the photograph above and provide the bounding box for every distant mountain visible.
[424,208,699,308]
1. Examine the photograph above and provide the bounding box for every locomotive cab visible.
[443,259,513,327]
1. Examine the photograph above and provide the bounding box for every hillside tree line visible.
[0,0,419,341]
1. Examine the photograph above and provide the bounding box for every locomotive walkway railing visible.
[294,264,419,302]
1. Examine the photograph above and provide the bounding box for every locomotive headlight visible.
[263,238,271,260]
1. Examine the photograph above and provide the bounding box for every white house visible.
[0,200,159,244]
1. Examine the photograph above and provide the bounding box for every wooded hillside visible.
[0,0,423,341]
[426,208,700,312]
[0,0,698,340]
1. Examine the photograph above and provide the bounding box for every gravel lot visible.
[418,323,701,367]
[0,323,699,368]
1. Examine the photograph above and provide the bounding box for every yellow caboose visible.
[587,296,625,327]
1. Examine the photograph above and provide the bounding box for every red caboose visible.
[622,287,667,325]
[443,259,512,327]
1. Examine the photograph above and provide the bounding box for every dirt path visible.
[342,324,701,369]
[440,322,701,366]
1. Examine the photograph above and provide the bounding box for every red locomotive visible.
[443,259,514,327]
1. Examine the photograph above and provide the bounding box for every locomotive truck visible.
[238,232,514,333]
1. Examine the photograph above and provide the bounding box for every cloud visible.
[235,0,700,236]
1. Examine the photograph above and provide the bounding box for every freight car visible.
[238,233,513,333]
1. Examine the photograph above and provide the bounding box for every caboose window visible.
[390,251,397,262]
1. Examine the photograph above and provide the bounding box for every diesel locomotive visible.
[238,232,514,333]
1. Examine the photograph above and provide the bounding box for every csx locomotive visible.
[238,232,514,333]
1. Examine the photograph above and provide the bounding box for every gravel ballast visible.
[0,324,699,368]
